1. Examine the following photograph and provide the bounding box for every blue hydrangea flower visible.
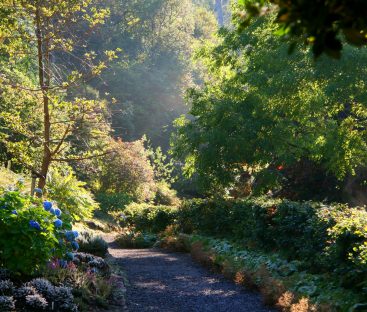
[66,252,74,261]
[65,231,75,242]
[1,203,8,209]
[58,259,68,269]
[49,207,56,215]
[43,201,52,211]
[72,230,79,238]
[34,188,43,195]
[54,219,63,228]
[54,208,62,217]
[71,241,79,251]
[11,210,17,215]
[29,220,41,230]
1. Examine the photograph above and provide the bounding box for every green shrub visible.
[0,191,73,275]
[95,192,133,212]
[46,167,99,221]
[154,181,180,206]
[115,232,157,249]
[77,232,108,257]
[177,197,367,289]
[123,203,177,233]
[97,138,156,202]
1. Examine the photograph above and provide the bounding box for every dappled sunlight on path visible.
[109,245,275,312]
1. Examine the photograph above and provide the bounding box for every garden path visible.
[106,237,275,312]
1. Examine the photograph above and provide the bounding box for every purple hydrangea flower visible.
[54,219,62,228]
[43,201,52,211]
[29,220,41,230]
[11,210,17,215]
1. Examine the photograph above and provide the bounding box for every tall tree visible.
[172,15,367,197]
[0,0,117,189]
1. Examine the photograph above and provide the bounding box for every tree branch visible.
[51,151,113,162]
[51,124,71,156]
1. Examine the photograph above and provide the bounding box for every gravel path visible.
[108,244,275,312]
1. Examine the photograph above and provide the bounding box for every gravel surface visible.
[108,244,275,312]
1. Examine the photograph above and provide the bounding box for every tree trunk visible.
[35,8,51,190]
[215,0,224,27]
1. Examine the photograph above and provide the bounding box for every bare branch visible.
[51,124,71,156]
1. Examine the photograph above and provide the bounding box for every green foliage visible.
[236,0,367,58]
[0,191,72,275]
[179,234,364,310]
[77,232,108,258]
[177,197,367,289]
[97,138,156,202]
[95,192,133,212]
[154,181,180,206]
[115,232,157,249]
[83,0,217,149]
[46,167,99,221]
[123,203,178,233]
[0,0,117,191]
[327,208,367,268]
[172,15,367,195]
[147,142,175,185]
[0,167,30,191]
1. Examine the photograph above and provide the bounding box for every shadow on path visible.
[107,238,275,312]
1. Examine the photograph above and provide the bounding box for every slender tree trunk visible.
[35,8,51,190]
[215,0,224,27]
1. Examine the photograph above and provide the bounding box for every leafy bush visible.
[0,191,74,275]
[154,181,180,206]
[46,167,99,221]
[123,203,177,233]
[95,192,133,212]
[177,198,367,289]
[170,234,363,311]
[115,232,157,249]
[43,252,112,309]
[97,138,156,202]
[77,232,108,257]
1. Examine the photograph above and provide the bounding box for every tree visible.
[171,15,367,197]
[0,0,117,190]
[71,0,218,149]
[96,138,156,202]
[236,0,367,58]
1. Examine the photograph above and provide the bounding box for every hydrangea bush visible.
[0,191,78,275]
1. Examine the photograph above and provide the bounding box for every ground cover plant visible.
[163,198,367,310]
[158,233,364,311]
[77,232,109,258]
